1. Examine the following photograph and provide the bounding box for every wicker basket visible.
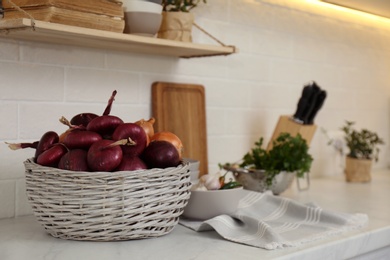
[24,158,191,241]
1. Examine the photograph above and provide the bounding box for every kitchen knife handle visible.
[301,83,321,124]
[307,90,327,125]
[293,85,313,123]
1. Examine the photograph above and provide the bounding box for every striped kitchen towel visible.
[179,191,368,250]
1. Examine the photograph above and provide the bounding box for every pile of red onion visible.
[7,90,183,172]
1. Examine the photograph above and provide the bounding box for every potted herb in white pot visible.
[340,121,384,182]
[223,133,313,195]
[158,0,206,42]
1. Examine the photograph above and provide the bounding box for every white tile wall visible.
[1,0,390,219]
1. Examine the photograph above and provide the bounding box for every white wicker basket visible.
[24,158,191,241]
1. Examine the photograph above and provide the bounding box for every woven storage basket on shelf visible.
[24,158,191,241]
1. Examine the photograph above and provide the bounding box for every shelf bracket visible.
[1,0,36,29]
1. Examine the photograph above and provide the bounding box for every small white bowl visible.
[182,187,244,220]
[122,0,162,13]
[123,12,162,36]
[183,158,200,171]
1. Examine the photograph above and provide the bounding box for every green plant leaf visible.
[340,120,384,160]
[162,0,206,12]
[231,132,313,187]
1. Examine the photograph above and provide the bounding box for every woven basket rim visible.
[24,157,189,177]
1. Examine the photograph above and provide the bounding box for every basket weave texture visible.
[24,158,191,241]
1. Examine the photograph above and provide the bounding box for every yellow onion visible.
[135,117,155,146]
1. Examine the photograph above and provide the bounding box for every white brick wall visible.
[0,0,389,219]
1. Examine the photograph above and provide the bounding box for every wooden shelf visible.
[0,18,237,58]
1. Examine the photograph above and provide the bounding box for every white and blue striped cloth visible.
[179,191,368,250]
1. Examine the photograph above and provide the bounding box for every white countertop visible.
[1,170,390,260]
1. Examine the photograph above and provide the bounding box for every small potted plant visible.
[158,0,207,42]
[340,121,384,182]
[223,132,313,195]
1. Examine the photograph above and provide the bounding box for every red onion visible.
[112,123,147,157]
[87,139,123,172]
[141,140,181,169]
[62,130,102,149]
[86,115,124,139]
[37,143,68,167]
[58,149,89,171]
[34,131,59,161]
[70,113,98,127]
[115,155,147,171]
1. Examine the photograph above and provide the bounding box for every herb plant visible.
[238,133,313,186]
[341,121,384,161]
[240,137,268,170]
[162,0,207,12]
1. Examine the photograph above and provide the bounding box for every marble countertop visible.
[1,170,390,260]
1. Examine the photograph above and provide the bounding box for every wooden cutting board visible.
[152,82,208,177]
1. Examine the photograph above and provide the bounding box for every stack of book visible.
[2,0,125,33]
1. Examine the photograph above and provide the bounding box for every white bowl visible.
[183,158,200,171]
[122,0,162,13]
[124,12,162,36]
[189,170,199,181]
[182,187,244,220]
[183,158,200,181]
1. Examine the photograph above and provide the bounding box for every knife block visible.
[267,115,317,151]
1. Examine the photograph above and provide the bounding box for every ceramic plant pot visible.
[157,12,194,42]
[345,156,372,182]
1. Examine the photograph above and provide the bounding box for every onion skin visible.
[115,155,147,171]
[86,115,124,139]
[37,143,68,167]
[135,118,155,145]
[59,116,87,130]
[112,123,147,157]
[59,128,73,143]
[58,149,89,171]
[150,131,183,159]
[141,140,181,169]
[102,90,117,116]
[87,139,123,172]
[70,113,98,127]
[62,130,102,150]
[34,131,59,161]
[6,141,39,150]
